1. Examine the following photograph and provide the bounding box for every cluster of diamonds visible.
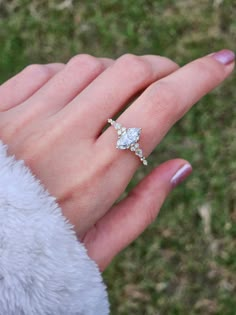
[108,118,148,166]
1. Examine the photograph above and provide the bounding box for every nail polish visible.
[171,164,192,189]
[211,49,235,65]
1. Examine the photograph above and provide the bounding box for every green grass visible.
[0,1,235,314]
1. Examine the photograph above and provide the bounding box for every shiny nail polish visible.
[171,164,192,189]
[211,49,235,65]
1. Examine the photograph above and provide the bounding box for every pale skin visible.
[0,51,234,271]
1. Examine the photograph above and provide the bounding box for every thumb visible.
[84,159,192,271]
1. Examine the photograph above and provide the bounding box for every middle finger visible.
[53,54,179,137]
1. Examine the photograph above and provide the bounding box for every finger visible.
[56,54,179,137]
[100,49,235,171]
[83,159,192,271]
[0,63,64,111]
[10,55,114,121]
[99,57,114,67]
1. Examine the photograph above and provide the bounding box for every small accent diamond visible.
[135,149,143,157]
[143,159,148,165]
[115,123,122,130]
[110,119,148,165]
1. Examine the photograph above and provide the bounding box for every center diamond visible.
[116,128,141,149]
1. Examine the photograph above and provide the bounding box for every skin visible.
[0,53,234,271]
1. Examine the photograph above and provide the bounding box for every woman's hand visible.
[0,50,234,271]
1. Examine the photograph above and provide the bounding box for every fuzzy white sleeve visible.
[0,141,109,315]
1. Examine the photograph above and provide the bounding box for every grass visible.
[0,1,235,314]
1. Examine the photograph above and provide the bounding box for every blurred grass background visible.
[0,0,235,314]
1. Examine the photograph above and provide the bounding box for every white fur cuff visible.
[0,141,109,315]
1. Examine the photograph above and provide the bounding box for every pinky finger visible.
[83,159,192,271]
[0,63,64,111]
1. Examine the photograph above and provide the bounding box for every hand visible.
[0,50,234,271]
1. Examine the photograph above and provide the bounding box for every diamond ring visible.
[108,119,148,166]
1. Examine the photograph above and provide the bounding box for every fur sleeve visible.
[0,141,109,315]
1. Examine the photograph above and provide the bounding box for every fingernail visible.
[171,164,192,189]
[211,49,235,65]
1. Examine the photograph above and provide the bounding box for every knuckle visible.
[0,112,17,141]
[167,59,179,71]
[158,55,180,70]
[18,142,39,167]
[0,120,41,169]
[0,113,45,163]
[15,131,46,166]
[23,64,51,80]
[68,54,104,74]
[194,58,223,82]
[129,189,158,226]
[118,54,153,80]
[144,204,158,225]
[147,81,178,115]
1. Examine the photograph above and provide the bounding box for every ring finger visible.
[100,50,235,177]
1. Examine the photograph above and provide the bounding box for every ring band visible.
[108,119,148,166]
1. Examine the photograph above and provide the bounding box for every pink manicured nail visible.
[171,164,192,189]
[211,49,235,65]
